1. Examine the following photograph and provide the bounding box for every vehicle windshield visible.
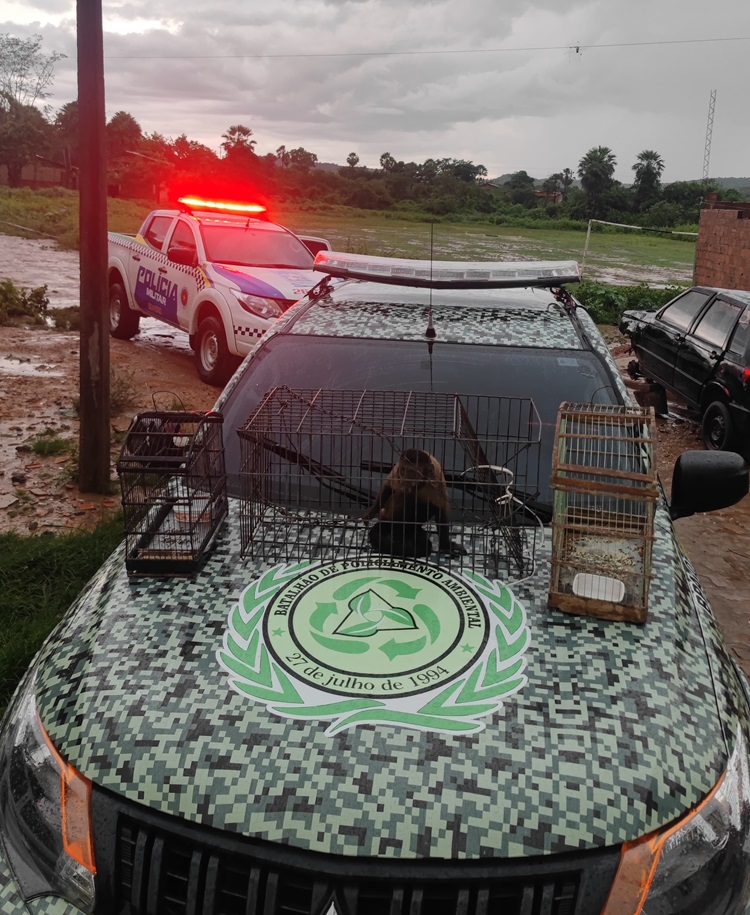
[200,224,315,268]
[220,335,622,511]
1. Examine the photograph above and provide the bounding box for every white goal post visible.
[581,219,698,278]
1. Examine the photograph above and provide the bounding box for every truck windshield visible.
[201,225,315,269]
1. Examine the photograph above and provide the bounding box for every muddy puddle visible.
[0,235,192,356]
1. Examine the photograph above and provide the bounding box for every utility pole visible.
[77,0,111,492]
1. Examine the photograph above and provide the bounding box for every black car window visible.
[142,215,172,251]
[220,335,622,508]
[691,298,742,349]
[169,220,197,254]
[728,308,750,360]
[659,289,712,332]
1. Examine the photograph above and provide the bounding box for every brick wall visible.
[694,204,750,290]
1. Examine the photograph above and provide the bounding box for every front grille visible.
[91,789,619,915]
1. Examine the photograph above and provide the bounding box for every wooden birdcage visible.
[548,402,658,623]
[116,411,227,574]
[237,387,542,579]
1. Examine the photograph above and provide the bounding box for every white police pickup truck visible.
[107,196,331,385]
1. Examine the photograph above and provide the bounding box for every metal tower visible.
[703,89,716,184]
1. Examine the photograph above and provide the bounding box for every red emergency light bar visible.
[177,196,267,216]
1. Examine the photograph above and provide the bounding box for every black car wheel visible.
[702,400,736,452]
[109,282,140,339]
[195,315,233,386]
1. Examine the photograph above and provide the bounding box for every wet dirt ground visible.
[0,235,748,678]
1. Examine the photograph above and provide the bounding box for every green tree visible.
[287,147,317,170]
[51,100,79,187]
[561,167,575,200]
[106,110,142,160]
[632,149,664,209]
[221,124,257,158]
[578,146,617,218]
[0,33,64,106]
[436,158,487,183]
[0,34,63,186]
[53,100,78,150]
[0,92,49,185]
[172,133,217,170]
[504,170,537,207]
[276,145,290,167]
[380,151,397,173]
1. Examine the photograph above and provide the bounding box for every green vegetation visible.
[71,367,138,419]
[575,282,682,324]
[48,304,80,330]
[0,189,697,297]
[0,276,48,325]
[0,186,148,248]
[0,517,123,714]
[30,433,69,456]
[110,368,137,415]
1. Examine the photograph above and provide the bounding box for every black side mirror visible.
[670,450,749,520]
[168,246,197,267]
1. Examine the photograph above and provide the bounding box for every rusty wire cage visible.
[116,411,227,574]
[548,402,658,623]
[237,388,542,579]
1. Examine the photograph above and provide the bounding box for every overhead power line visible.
[106,35,750,61]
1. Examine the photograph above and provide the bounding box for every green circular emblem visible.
[264,561,488,698]
[218,559,530,735]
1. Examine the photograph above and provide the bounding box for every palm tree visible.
[220,125,257,158]
[632,149,665,208]
[560,167,575,200]
[577,146,617,218]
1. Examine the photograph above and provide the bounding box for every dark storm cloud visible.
[1,0,749,180]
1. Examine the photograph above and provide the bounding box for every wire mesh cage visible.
[548,402,658,623]
[116,411,228,574]
[237,387,542,580]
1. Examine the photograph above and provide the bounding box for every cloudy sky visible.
[1,0,749,183]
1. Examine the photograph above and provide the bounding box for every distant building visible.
[0,158,73,190]
[535,189,563,205]
[694,195,750,291]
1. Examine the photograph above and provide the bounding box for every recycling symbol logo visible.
[218,559,530,735]
[334,589,419,638]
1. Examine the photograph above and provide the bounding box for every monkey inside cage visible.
[237,388,542,580]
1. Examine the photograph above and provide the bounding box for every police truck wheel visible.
[702,400,736,452]
[195,315,231,386]
[109,282,140,339]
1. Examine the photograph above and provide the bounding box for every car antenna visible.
[425,223,436,340]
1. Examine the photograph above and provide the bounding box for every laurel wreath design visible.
[217,563,529,735]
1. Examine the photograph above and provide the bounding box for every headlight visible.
[230,290,283,320]
[0,675,96,913]
[603,726,750,914]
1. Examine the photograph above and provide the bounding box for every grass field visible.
[0,187,695,286]
[279,208,695,287]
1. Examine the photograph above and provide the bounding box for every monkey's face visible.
[395,450,437,493]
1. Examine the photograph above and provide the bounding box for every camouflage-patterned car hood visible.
[35,507,744,861]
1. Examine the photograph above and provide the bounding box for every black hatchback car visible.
[620,286,750,454]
